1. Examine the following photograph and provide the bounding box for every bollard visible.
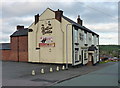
[56,66,59,71]
[50,67,53,72]
[32,70,35,76]
[62,65,65,70]
[41,68,45,74]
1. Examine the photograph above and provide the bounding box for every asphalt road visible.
[1,61,117,86]
[54,63,118,86]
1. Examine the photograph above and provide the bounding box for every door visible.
[88,53,93,65]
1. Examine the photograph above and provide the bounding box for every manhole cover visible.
[31,78,57,83]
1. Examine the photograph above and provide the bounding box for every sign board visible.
[39,36,55,47]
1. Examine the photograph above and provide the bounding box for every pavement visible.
[1,60,117,86]
[54,63,119,86]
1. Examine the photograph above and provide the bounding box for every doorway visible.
[88,53,93,65]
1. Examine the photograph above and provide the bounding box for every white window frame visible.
[84,32,87,44]
[92,35,94,44]
[74,29,78,43]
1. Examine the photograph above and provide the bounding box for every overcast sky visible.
[1,0,119,45]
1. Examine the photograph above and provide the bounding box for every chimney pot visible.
[55,9,63,22]
[77,15,82,25]
[17,25,24,30]
[35,14,39,24]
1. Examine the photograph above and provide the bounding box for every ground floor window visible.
[75,48,79,62]
[84,50,88,60]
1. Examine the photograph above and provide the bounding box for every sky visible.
[1,0,119,45]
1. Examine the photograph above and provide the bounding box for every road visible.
[1,61,117,87]
[54,63,118,86]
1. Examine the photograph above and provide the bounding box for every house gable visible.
[39,8,55,20]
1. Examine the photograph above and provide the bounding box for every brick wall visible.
[10,37,19,61]
[9,36,28,62]
[18,36,28,62]
[0,50,11,61]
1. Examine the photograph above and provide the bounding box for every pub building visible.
[1,8,99,66]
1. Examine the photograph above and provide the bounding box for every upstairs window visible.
[89,37,92,41]
[79,33,84,41]
[92,35,94,44]
[74,29,78,43]
[84,32,87,44]
[96,37,99,45]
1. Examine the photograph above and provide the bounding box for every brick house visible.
[0,26,28,62]
[0,43,11,61]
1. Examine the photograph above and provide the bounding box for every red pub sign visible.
[39,36,55,47]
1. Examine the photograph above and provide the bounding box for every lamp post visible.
[66,23,73,69]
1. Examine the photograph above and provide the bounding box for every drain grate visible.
[31,78,57,83]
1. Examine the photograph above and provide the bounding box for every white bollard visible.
[50,67,53,72]
[56,66,59,71]
[41,68,44,74]
[32,70,35,76]
[62,65,65,70]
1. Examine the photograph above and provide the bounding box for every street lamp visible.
[66,23,73,69]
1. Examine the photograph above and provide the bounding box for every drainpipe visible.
[66,23,73,69]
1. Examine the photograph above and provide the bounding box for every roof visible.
[62,15,99,36]
[10,28,28,37]
[0,43,11,50]
[88,45,97,51]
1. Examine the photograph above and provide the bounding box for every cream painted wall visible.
[28,23,40,62]
[61,17,73,64]
[39,8,55,20]
[28,8,73,64]
[38,19,64,63]
[28,8,99,65]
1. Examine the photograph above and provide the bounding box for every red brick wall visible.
[10,37,19,61]
[18,36,28,62]
[0,50,11,61]
[9,36,28,62]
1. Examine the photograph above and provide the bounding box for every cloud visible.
[0,32,10,43]
[85,23,118,33]
[1,1,118,45]
[80,2,118,24]
[99,32,118,45]
[2,2,46,18]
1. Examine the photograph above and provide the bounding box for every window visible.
[96,37,99,45]
[84,32,87,44]
[79,33,84,41]
[92,35,94,44]
[75,48,79,62]
[84,50,87,60]
[89,37,91,41]
[74,29,78,43]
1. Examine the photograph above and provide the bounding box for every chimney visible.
[17,25,24,30]
[55,9,63,22]
[77,15,82,25]
[35,14,39,24]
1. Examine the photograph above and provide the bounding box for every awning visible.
[88,45,97,51]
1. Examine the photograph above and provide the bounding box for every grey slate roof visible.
[10,28,28,37]
[0,43,11,50]
[62,15,99,36]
